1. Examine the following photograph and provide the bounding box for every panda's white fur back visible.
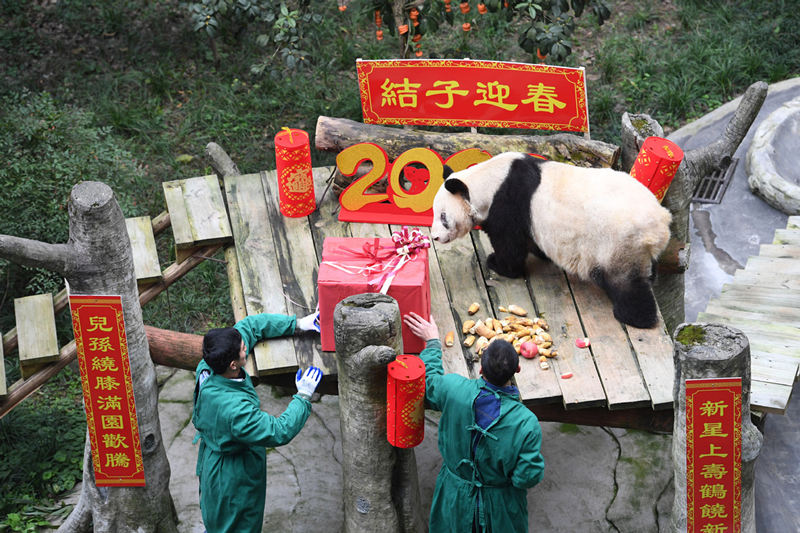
[531,160,671,280]
[431,151,672,281]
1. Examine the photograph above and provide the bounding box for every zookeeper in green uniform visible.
[404,312,545,533]
[192,311,322,533]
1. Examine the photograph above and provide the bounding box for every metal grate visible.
[692,156,738,204]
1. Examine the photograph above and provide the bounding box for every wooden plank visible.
[773,228,800,245]
[568,276,651,410]
[719,283,800,308]
[0,332,6,397]
[744,256,800,275]
[261,169,335,375]
[704,301,800,327]
[626,315,675,409]
[704,299,800,323]
[696,312,800,372]
[750,379,793,415]
[758,243,800,258]
[163,175,232,260]
[473,232,560,402]
[430,230,493,378]
[125,216,162,284]
[697,310,800,339]
[526,259,606,408]
[733,270,800,291]
[224,245,257,376]
[162,180,193,247]
[15,294,59,374]
[224,173,297,375]
[395,226,472,379]
[751,356,798,387]
[183,174,232,245]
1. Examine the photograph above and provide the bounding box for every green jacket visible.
[419,339,545,533]
[192,314,310,533]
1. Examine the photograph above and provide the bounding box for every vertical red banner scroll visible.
[686,378,742,533]
[70,294,145,487]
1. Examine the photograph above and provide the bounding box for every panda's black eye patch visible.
[440,212,450,230]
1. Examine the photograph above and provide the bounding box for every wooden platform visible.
[698,215,800,414]
[223,167,676,430]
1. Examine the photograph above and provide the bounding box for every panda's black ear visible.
[443,165,454,180]
[444,178,470,203]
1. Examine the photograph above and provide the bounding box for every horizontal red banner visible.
[356,58,588,132]
[686,378,742,532]
[70,295,145,487]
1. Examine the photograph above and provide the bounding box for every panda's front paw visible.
[487,253,524,279]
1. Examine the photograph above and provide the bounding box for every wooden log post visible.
[333,293,427,533]
[620,112,689,333]
[671,323,763,533]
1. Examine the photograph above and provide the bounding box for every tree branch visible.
[205,142,241,178]
[683,81,768,193]
[0,235,73,276]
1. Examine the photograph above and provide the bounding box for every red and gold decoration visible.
[387,354,426,448]
[629,136,684,202]
[686,378,742,533]
[374,9,383,40]
[274,127,316,217]
[336,144,491,225]
[70,294,145,487]
[317,229,431,353]
[356,58,589,132]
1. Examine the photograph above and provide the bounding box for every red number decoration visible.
[337,145,492,226]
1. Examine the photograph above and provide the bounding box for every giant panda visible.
[430,152,672,329]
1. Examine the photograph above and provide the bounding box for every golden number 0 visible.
[388,148,444,212]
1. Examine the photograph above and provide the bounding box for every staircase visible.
[697,216,800,414]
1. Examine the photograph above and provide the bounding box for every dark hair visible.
[202,327,242,374]
[480,340,519,386]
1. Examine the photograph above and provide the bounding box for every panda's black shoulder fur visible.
[481,155,548,276]
[482,154,542,234]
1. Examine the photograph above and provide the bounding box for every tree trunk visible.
[670,323,762,533]
[333,293,427,533]
[0,182,178,533]
[315,115,620,194]
[619,81,768,333]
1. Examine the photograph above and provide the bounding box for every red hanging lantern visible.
[274,127,316,217]
[387,354,426,448]
[629,136,684,203]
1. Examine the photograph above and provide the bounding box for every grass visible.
[1,0,799,527]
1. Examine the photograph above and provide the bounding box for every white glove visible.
[295,366,323,399]
[296,311,320,333]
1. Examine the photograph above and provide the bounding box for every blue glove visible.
[295,366,323,399]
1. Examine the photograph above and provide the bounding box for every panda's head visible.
[431,166,479,244]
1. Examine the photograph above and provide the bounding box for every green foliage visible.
[586,0,800,141]
[187,0,323,72]
[142,248,234,334]
[357,0,610,62]
[0,367,85,531]
[0,90,150,334]
[676,325,706,346]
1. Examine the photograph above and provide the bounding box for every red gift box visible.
[629,136,684,202]
[318,235,431,353]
